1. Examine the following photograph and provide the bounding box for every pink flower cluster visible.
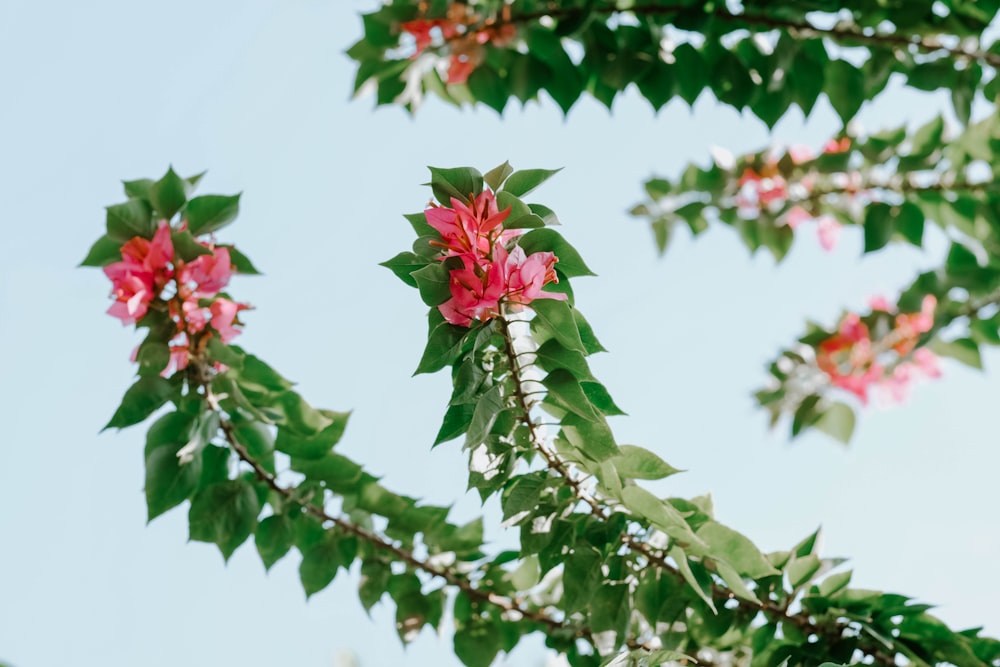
[424,190,566,326]
[401,6,516,85]
[816,295,940,404]
[737,139,855,252]
[104,221,250,375]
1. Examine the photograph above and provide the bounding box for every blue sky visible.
[1,1,997,665]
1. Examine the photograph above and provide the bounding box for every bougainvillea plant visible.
[83,165,1000,667]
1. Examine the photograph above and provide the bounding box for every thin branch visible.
[480,3,1000,69]
[496,310,898,666]
[195,365,596,645]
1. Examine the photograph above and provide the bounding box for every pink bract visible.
[180,246,233,296]
[816,216,841,252]
[504,246,566,306]
[210,298,250,343]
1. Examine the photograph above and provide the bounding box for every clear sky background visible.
[1,1,998,666]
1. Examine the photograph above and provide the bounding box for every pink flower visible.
[447,54,475,84]
[162,343,190,377]
[401,19,459,56]
[104,263,155,325]
[912,348,942,378]
[784,206,812,230]
[868,295,892,311]
[788,144,814,164]
[503,246,567,306]
[893,295,936,355]
[209,298,250,343]
[823,137,851,154]
[737,168,788,209]
[439,254,505,326]
[816,314,881,404]
[816,216,841,252]
[425,189,511,260]
[179,246,232,297]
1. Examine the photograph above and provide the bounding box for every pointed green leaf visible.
[106,199,155,242]
[611,445,682,481]
[501,168,562,198]
[483,161,514,191]
[621,485,704,548]
[255,513,294,570]
[184,194,241,235]
[79,235,123,267]
[188,479,260,561]
[150,166,188,219]
[103,376,175,431]
[531,299,586,353]
[516,228,595,278]
[814,402,855,444]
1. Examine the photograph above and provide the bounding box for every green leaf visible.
[533,339,595,381]
[434,403,475,446]
[561,412,618,461]
[929,337,982,369]
[255,513,294,570]
[581,381,625,416]
[466,384,505,448]
[205,337,246,370]
[145,438,202,521]
[135,340,170,377]
[909,116,945,157]
[541,369,603,422]
[621,485,703,548]
[79,235,123,267]
[274,390,334,437]
[531,299,586,353]
[106,199,155,242]
[274,410,351,459]
[225,245,261,274]
[590,583,630,635]
[863,203,894,253]
[412,261,453,307]
[359,558,391,612]
[123,178,154,199]
[896,202,925,246]
[669,546,716,613]
[787,554,822,588]
[483,161,513,191]
[502,168,562,198]
[184,194,241,236]
[428,166,483,205]
[814,402,855,444]
[563,546,602,613]
[291,453,364,494]
[416,316,468,374]
[818,569,852,597]
[103,376,175,431]
[825,60,865,124]
[693,521,779,579]
[467,65,507,114]
[188,479,260,561]
[236,354,293,393]
[611,445,682,481]
[454,617,503,667]
[150,166,188,219]
[299,528,353,598]
[380,251,426,288]
[516,228,595,278]
[171,230,213,262]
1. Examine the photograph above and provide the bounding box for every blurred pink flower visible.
[210,298,250,343]
[179,246,232,296]
[816,216,841,252]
